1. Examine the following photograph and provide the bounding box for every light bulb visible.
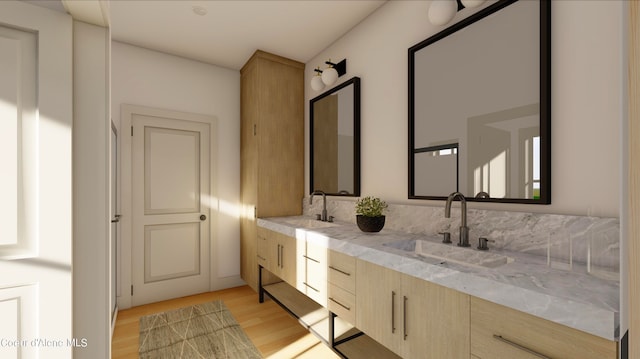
[461,0,485,8]
[311,75,325,91]
[321,66,339,86]
[428,0,457,26]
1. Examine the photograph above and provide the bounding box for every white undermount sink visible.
[384,238,514,269]
[281,218,340,229]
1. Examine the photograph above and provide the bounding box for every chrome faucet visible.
[444,192,470,247]
[310,191,327,221]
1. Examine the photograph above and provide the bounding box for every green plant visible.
[355,196,388,217]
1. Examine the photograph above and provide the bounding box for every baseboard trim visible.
[212,275,245,291]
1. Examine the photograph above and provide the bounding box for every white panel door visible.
[0,2,72,358]
[132,112,212,306]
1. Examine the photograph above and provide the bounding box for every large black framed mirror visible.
[409,0,551,204]
[310,77,361,196]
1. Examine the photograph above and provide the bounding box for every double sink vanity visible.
[270,1,620,357]
[256,206,619,359]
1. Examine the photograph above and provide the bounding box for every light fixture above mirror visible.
[428,0,486,26]
[310,59,347,91]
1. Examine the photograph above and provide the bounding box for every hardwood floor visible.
[111,285,340,358]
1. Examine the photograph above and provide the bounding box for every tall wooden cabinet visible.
[240,50,305,291]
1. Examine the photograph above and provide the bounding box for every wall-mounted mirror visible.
[310,77,361,196]
[409,0,551,204]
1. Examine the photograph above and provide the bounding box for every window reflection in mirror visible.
[310,77,360,196]
[413,143,458,196]
[466,104,540,199]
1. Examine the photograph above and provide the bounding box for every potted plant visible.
[355,196,388,232]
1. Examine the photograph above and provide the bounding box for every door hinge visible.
[253,124,256,136]
[131,285,134,296]
[131,126,133,136]
[254,207,257,219]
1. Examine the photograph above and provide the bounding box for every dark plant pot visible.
[356,215,386,233]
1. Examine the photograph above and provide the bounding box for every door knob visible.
[200,214,206,221]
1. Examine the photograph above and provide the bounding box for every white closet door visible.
[130,108,215,306]
[0,2,72,358]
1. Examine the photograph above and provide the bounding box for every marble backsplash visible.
[304,197,620,279]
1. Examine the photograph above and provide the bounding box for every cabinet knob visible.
[200,214,207,221]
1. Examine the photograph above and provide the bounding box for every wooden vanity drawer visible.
[301,253,327,306]
[304,257,327,290]
[328,250,356,292]
[328,283,356,325]
[305,241,327,264]
[470,297,617,359]
[303,279,327,306]
[256,235,268,267]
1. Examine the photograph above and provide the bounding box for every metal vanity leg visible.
[258,265,264,303]
[329,311,336,348]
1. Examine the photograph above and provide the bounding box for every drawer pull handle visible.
[303,282,320,292]
[328,297,351,311]
[303,255,320,263]
[493,335,550,359]
[328,266,351,276]
[391,291,396,333]
[403,296,408,340]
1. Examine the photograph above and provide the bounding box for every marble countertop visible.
[257,215,620,341]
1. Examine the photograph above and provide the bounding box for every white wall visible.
[111,41,242,306]
[305,0,624,218]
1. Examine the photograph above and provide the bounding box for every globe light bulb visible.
[321,66,339,86]
[461,0,485,9]
[311,75,325,91]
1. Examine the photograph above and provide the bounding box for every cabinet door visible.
[302,242,327,306]
[470,297,617,359]
[266,234,281,277]
[279,233,298,287]
[403,274,469,359]
[255,55,304,218]
[240,61,259,291]
[356,260,403,356]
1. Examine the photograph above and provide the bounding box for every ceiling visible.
[26,0,381,70]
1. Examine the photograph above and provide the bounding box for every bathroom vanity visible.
[256,210,619,359]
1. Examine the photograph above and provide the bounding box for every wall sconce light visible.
[310,59,347,91]
[311,67,325,91]
[428,0,485,26]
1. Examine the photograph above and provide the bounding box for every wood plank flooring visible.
[111,285,340,358]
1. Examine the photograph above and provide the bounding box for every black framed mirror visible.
[310,77,361,196]
[409,0,551,204]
